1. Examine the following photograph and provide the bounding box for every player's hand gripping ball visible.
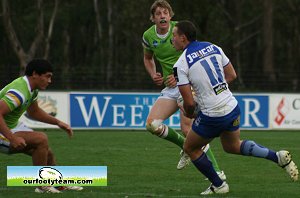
[177,94,200,118]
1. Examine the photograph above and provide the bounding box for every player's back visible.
[177,41,237,117]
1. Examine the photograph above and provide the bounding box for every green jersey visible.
[142,21,182,81]
[0,76,38,129]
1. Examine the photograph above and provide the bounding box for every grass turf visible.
[0,129,299,197]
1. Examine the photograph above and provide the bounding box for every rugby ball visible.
[177,95,200,116]
[39,167,63,180]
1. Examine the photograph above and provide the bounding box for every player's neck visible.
[155,25,170,37]
[27,76,37,91]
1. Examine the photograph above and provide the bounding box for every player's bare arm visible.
[178,84,195,119]
[27,101,73,138]
[27,101,58,124]
[144,51,164,86]
[57,121,73,138]
[0,100,26,149]
[224,62,237,84]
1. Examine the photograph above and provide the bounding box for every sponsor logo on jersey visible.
[187,44,217,64]
[213,83,227,95]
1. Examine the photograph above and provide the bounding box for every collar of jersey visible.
[23,76,34,95]
[184,41,198,50]
[155,25,170,39]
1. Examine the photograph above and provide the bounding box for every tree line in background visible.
[1,0,300,92]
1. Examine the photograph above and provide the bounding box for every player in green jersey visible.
[0,59,82,193]
[142,0,226,179]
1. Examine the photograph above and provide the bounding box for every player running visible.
[172,20,299,195]
[142,0,226,179]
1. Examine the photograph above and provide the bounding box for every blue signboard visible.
[70,92,269,129]
[70,92,180,129]
[235,95,269,129]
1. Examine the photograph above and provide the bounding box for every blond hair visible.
[150,0,174,21]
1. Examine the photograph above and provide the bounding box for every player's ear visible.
[32,71,38,78]
[181,34,187,42]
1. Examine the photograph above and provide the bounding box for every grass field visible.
[0,129,299,198]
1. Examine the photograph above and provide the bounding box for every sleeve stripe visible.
[6,90,24,106]
[5,94,20,107]
[142,37,150,48]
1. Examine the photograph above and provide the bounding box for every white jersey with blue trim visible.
[174,41,238,117]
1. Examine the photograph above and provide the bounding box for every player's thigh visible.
[14,131,48,147]
[147,98,178,121]
[9,131,49,154]
[180,110,193,136]
[0,131,47,154]
[220,129,242,154]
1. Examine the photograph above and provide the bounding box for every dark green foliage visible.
[1,0,300,92]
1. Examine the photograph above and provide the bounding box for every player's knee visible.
[184,141,206,157]
[36,132,49,146]
[146,119,163,135]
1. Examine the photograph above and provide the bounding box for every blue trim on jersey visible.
[200,59,218,86]
[178,83,190,86]
[7,90,24,104]
[223,61,230,67]
[210,56,224,83]
[192,105,240,138]
[185,41,221,68]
